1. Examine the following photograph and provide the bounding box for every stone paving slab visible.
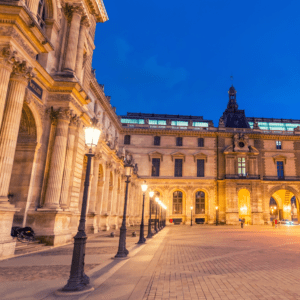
[2,225,300,299]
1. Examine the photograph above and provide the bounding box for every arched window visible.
[173,191,183,214]
[37,0,46,30]
[195,191,205,214]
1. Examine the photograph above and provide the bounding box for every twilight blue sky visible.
[94,0,300,126]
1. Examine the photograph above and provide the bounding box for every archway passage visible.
[270,189,298,224]
[238,189,251,225]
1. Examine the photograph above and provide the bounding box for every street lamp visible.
[155,197,159,233]
[138,181,148,244]
[62,118,100,292]
[190,206,193,226]
[115,156,134,258]
[147,191,154,238]
[215,206,219,226]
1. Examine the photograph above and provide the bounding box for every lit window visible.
[238,157,246,176]
[120,119,145,124]
[276,140,281,150]
[193,122,209,127]
[149,120,167,125]
[195,191,205,214]
[172,121,188,126]
[173,191,183,214]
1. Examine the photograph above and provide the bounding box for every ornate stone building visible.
[120,86,300,228]
[0,0,145,258]
[1,0,300,259]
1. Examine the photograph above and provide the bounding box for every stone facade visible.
[1,0,300,259]
[0,0,144,257]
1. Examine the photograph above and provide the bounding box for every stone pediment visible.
[170,151,185,162]
[148,151,164,161]
[224,145,259,155]
[193,151,208,162]
[273,154,287,164]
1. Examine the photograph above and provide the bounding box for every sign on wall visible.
[28,80,43,100]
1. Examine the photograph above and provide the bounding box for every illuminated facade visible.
[0,0,299,260]
[121,86,300,226]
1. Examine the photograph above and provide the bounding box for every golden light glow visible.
[141,181,148,192]
[149,191,154,198]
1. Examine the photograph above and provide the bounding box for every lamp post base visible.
[57,285,94,296]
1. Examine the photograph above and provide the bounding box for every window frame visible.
[124,135,131,145]
[173,191,183,214]
[195,191,205,214]
[174,158,183,177]
[154,136,161,146]
[37,0,46,30]
[197,159,205,177]
[198,138,204,147]
[151,158,160,177]
[237,157,246,176]
[277,161,284,179]
[276,140,282,150]
[176,137,183,146]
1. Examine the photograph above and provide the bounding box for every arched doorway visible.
[238,189,251,224]
[9,103,37,227]
[270,189,298,223]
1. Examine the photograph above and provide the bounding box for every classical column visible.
[63,4,83,73]
[75,18,89,81]
[101,162,112,214]
[44,109,71,209]
[59,116,79,209]
[0,47,15,129]
[27,0,39,19]
[0,61,33,201]
[88,153,101,214]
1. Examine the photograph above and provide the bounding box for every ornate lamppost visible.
[147,191,154,238]
[190,206,193,226]
[154,197,159,233]
[215,206,219,226]
[160,201,163,230]
[137,181,148,244]
[115,156,134,258]
[62,118,101,293]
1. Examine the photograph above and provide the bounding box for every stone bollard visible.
[132,231,136,237]
[110,232,115,237]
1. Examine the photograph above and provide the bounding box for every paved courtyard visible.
[1,225,300,299]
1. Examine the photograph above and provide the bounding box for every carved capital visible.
[0,46,17,69]
[47,107,70,125]
[106,161,112,169]
[69,114,80,127]
[81,16,90,27]
[63,3,83,23]
[11,61,35,83]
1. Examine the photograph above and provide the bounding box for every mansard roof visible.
[123,112,210,121]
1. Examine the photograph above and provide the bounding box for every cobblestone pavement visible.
[2,225,300,300]
[142,225,300,300]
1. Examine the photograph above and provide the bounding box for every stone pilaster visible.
[75,18,89,81]
[0,47,15,129]
[27,0,39,20]
[0,61,34,201]
[100,161,111,230]
[59,115,79,209]
[44,109,71,209]
[63,4,83,73]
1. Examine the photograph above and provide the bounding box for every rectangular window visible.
[238,157,246,176]
[154,136,161,146]
[176,137,183,146]
[198,138,204,147]
[124,135,130,145]
[151,158,160,177]
[276,140,281,149]
[277,161,284,179]
[197,159,205,177]
[174,159,183,177]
